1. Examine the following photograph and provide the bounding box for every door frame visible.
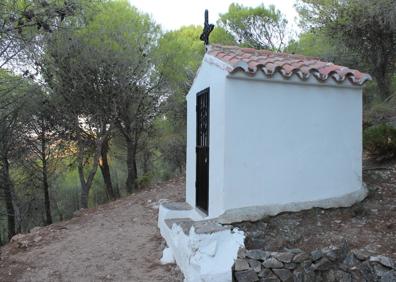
[195,87,210,214]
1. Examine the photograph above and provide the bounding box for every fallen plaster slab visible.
[218,185,368,224]
[158,202,245,282]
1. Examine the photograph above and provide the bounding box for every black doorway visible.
[196,88,209,214]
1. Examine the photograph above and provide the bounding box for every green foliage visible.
[364,124,396,161]
[296,0,396,100]
[218,3,288,50]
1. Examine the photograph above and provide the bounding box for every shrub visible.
[363,124,396,161]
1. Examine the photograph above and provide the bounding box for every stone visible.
[359,261,377,281]
[272,269,292,282]
[380,271,396,282]
[334,270,352,282]
[311,249,322,261]
[352,249,371,260]
[258,268,275,278]
[374,263,392,277]
[293,270,304,282]
[238,247,247,259]
[17,240,29,249]
[259,278,280,282]
[10,233,25,242]
[30,226,41,233]
[73,210,82,217]
[303,269,317,282]
[284,248,303,254]
[284,262,296,270]
[263,258,284,269]
[33,236,42,243]
[235,259,250,271]
[234,270,259,282]
[271,252,294,263]
[322,242,348,262]
[247,249,271,261]
[343,253,359,267]
[248,259,262,272]
[323,269,336,282]
[370,256,394,269]
[311,257,333,271]
[292,252,311,263]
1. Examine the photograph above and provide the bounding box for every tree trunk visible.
[375,73,392,101]
[77,140,102,209]
[99,138,115,200]
[1,155,20,239]
[126,140,137,194]
[41,134,52,225]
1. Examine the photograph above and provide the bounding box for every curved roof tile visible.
[207,45,371,86]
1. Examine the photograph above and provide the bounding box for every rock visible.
[343,253,359,267]
[235,259,250,271]
[234,270,259,282]
[380,271,396,282]
[303,269,316,282]
[73,210,82,217]
[33,236,42,243]
[263,258,284,269]
[17,240,29,249]
[322,246,341,262]
[258,269,280,281]
[30,226,41,233]
[292,252,310,263]
[311,249,322,261]
[352,249,371,260]
[334,270,352,282]
[10,234,25,242]
[293,269,304,282]
[248,259,262,272]
[272,269,292,282]
[284,248,303,254]
[284,262,296,270]
[322,241,349,262]
[246,249,271,261]
[311,257,333,271]
[258,268,275,278]
[374,263,392,277]
[260,277,280,282]
[358,261,377,281]
[323,269,336,282]
[238,247,247,259]
[370,256,394,269]
[271,252,294,263]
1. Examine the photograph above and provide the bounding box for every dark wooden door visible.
[196,88,209,213]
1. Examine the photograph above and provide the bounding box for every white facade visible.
[186,54,367,223]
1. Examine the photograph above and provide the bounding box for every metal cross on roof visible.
[199,10,214,46]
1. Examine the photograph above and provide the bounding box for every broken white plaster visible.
[158,202,245,282]
[160,247,175,265]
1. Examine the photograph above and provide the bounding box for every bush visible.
[363,124,396,161]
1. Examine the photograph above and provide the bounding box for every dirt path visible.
[0,178,185,282]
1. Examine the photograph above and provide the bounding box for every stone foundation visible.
[233,242,396,281]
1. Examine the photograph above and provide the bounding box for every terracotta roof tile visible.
[207,45,371,86]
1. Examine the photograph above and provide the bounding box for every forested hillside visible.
[0,0,395,245]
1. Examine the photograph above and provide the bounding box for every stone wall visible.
[233,243,396,282]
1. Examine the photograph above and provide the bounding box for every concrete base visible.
[158,202,245,282]
[218,185,368,224]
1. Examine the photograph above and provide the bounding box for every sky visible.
[127,0,300,32]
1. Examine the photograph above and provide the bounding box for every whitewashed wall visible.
[186,55,365,221]
[222,73,364,218]
[186,55,228,217]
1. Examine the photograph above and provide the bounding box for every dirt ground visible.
[235,160,396,259]
[0,178,185,282]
